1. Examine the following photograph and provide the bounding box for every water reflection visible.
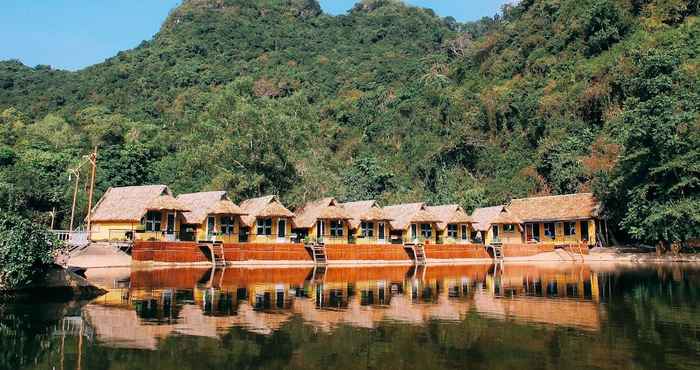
[81,264,608,348]
[4,263,700,370]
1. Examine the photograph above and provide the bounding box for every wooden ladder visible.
[209,242,226,267]
[490,243,504,260]
[413,243,427,265]
[312,243,328,265]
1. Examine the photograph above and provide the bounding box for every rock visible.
[0,264,107,302]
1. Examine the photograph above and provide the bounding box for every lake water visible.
[1,263,699,370]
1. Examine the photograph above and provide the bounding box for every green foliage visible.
[0,212,59,289]
[341,156,395,202]
[0,0,698,245]
[602,48,700,245]
[584,0,629,56]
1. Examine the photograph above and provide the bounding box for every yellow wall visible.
[397,223,438,244]
[90,221,140,242]
[248,216,293,244]
[437,223,473,244]
[485,219,597,245]
[90,211,184,242]
[307,219,350,245]
[350,221,391,243]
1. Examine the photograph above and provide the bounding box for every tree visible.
[602,49,700,251]
[0,212,59,289]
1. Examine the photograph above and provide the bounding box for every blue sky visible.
[0,1,510,71]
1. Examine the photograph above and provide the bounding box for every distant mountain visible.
[1,0,698,245]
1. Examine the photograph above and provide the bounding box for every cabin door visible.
[207,216,216,240]
[277,219,286,241]
[492,225,499,242]
[581,221,590,242]
[316,221,325,241]
[378,222,386,242]
[166,212,175,235]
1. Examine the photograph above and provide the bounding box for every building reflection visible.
[84,263,605,349]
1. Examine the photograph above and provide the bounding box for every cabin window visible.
[564,222,577,236]
[361,221,374,237]
[221,216,235,235]
[257,218,272,235]
[447,224,458,238]
[461,224,468,240]
[330,220,343,237]
[145,211,162,232]
[503,224,515,233]
[420,224,432,238]
[544,223,556,238]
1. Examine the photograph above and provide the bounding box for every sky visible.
[0,1,511,71]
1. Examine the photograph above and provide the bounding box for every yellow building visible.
[382,203,441,245]
[339,200,394,244]
[177,191,247,243]
[293,198,352,245]
[239,195,295,243]
[426,204,474,244]
[88,185,189,242]
[473,193,601,246]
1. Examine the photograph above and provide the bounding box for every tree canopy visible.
[0,0,698,246]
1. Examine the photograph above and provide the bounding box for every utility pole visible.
[69,169,80,232]
[85,146,98,239]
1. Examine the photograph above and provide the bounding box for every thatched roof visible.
[427,205,473,230]
[490,210,523,225]
[177,191,246,224]
[239,195,294,227]
[91,185,188,222]
[471,206,504,232]
[383,203,440,231]
[293,197,351,229]
[506,193,601,222]
[338,200,393,229]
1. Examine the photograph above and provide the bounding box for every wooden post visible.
[69,170,80,232]
[85,147,98,239]
[50,207,56,230]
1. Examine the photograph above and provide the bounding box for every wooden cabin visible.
[474,193,601,246]
[89,185,189,242]
[293,198,352,244]
[382,203,441,244]
[505,193,600,246]
[470,205,504,244]
[238,195,295,243]
[176,191,247,243]
[339,200,393,244]
[426,205,474,244]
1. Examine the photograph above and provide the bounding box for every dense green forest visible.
[0,0,698,247]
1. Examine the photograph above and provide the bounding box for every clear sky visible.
[0,1,511,71]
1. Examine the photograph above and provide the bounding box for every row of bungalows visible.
[88,185,603,264]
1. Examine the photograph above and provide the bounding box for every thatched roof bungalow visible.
[177,191,246,242]
[89,185,189,242]
[382,203,441,243]
[339,200,393,242]
[426,204,473,243]
[293,198,352,244]
[238,195,295,243]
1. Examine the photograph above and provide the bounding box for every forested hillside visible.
[1,0,698,246]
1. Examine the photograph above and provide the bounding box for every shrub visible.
[0,212,60,289]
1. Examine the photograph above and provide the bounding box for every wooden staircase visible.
[309,242,328,265]
[205,242,226,267]
[406,243,427,265]
[489,243,504,261]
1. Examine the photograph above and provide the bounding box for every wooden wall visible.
[132,241,588,264]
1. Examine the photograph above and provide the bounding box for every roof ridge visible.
[510,193,594,201]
